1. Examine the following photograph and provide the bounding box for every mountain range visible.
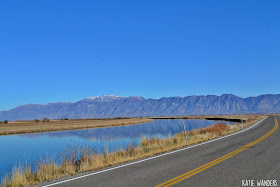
[1,94,280,121]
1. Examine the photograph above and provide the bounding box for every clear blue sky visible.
[1,0,280,111]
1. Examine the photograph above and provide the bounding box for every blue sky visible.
[1,0,280,111]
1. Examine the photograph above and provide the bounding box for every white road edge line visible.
[42,117,268,187]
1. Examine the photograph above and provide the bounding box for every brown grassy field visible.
[0,118,154,135]
[1,115,265,187]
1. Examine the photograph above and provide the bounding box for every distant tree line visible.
[0,120,8,124]
[115,117,130,119]
[33,117,70,122]
[1,117,71,124]
[60,118,69,121]
[33,117,50,122]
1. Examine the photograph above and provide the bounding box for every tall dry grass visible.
[1,117,263,187]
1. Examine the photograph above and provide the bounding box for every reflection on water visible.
[0,119,236,177]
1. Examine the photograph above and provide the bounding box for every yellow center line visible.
[155,118,278,187]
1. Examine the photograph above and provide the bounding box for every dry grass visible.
[1,116,265,187]
[0,118,153,135]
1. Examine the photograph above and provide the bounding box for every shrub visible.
[198,123,229,135]
[42,117,50,122]
[115,117,130,119]
[34,119,40,122]
[3,120,8,124]
[60,118,69,121]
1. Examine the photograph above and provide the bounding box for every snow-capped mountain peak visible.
[83,95,126,102]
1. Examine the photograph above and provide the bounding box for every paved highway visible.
[40,116,280,187]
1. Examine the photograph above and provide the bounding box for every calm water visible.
[0,119,236,178]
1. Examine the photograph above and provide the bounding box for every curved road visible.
[41,116,280,187]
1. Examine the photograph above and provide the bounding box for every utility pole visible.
[183,121,188,143]
[242,118,244,129]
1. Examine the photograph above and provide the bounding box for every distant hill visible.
[1,94,280,121]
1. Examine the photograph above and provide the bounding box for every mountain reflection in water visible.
[23,119,235,142]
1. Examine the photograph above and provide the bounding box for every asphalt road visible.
[40,116,280,187]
